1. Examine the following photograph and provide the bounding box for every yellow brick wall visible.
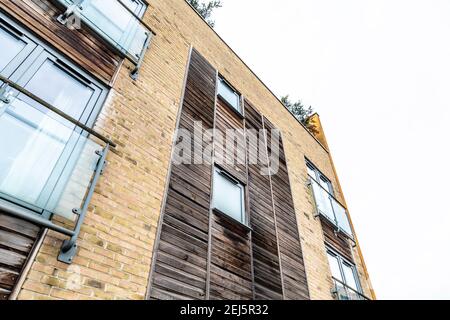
[15,0,373,300]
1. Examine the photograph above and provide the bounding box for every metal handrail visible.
[0,74,116,148]
[332,277,370,300]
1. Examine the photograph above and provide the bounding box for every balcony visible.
[0,75,115,264]
[332,277,370,301]
[309,177,354,239]
[54,0,154,79]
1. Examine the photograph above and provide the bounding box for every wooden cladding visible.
[264,119,309,300]
[0,0,121,83]
[0,213,42,300]
[149,48,216,300]
[245,102,283,300]
[148,48,309,300]
[321,218,354,263]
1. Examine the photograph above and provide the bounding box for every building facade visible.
[0,0,375,300]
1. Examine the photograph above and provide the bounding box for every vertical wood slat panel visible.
[208,97,253,301]
[245,102,283,300]
[209,213,253,300]
[0,212,41,300]
[214,99,247,184]
[264,118,310,300]
[149,48,217,300]
[321,219,354,262]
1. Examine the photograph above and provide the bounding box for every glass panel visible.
[0,95,102,220]
[77,0,150,60]
[51,138,101,220]
[311,179,335,222]
[213,169,244,223]
[347,288,364,300]
[218,79,241,112]
[334,280,350,300]
[120,0,143,13]
[332,198,353,236]
[319,175,331,193]
[327,253,343,281]
[342,263,359,291]
[307,164,316,180]
[0,27,26,72]
[23,60,94,120]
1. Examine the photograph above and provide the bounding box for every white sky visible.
[213,0,450,300]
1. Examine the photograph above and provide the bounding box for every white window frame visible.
[212,167,246,225]
[327,248,362,294]
[217,77,242,115]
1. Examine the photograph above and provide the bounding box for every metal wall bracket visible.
[0,85,11,104]
[130,32,153,80]
[58,143,110,264]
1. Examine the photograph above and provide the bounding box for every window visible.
[0,22,37,77]
[307,161,333,195]
[306,159,354,237]
[0,14,107,217]
[212,167,246,224]
[217,77,242,114]
[327,249,364,300]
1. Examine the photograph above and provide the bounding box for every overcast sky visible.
[214,0,450,300]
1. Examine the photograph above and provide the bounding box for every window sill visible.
[212,208,252,233]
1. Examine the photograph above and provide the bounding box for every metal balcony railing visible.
[54,0,155,79]
[0,74,115,264]
[309,177,354,239]
[332,277,370,301]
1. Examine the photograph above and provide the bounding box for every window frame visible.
[0,13,108,127]
[0,20,37,78]
[217,76,243,116]
[306,158,355,239]
[0,13,109,217]
[212,166,247,226]
[326,247,362,294]
[306,160,334,196]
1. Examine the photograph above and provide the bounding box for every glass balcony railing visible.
[309,177,354,238]
[0,75,114,264]
[332,277,369,301]
[54,0,154,77]
[0,95,101,220]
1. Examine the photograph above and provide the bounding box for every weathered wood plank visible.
[322,218,354,262]
[0,214,40,239]
[0,229,35,253]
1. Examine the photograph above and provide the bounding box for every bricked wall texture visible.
[15,0,374,300]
